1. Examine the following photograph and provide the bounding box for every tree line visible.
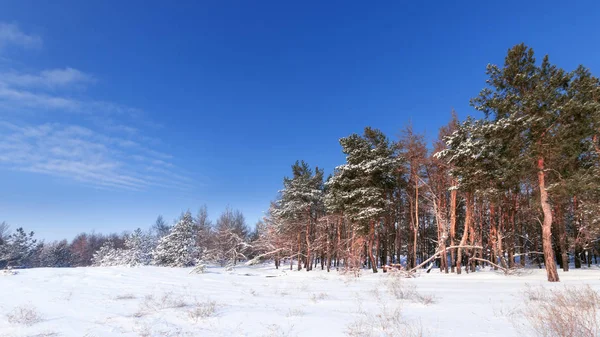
[1,44,598,283]
[253,44,600,282]
[0,206,258,270]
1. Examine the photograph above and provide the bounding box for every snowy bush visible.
[187,300,217,322]
[6,305,43,326]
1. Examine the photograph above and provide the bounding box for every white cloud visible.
[1,67,95,89]
[0,121,191,191]
[0,23,42,51]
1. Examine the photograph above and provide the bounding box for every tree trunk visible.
[297,232,302,271]
[367,220,377,273]
[490,203,499,270]
[305,213,311,272]
[450,184,457,273]
[456,192,473,275]
[413,179,419,268]
[537,155,560,282]
[554,205,569,271]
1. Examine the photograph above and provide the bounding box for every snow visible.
[1,265,600,336]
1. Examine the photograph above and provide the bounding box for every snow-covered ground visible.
[1,265,599,337]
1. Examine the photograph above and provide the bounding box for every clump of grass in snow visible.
[133,292,189,317]
[6,305,43,326]
[515,284,600,337]
[285,308,305,317]
[188,300,217,322]
[310,292,329,303]
[385,275,436,305]
[114,293,136,300]
[260,324,297,337]
[346,305,427,337]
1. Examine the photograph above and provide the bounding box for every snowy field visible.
[1,265,600,337]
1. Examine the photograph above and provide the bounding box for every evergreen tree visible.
[469,44,576,281]
[124,228,155,266]
[153,211,198,267]
[0,227,37,268]
[152,215,171,239]
[274,160,324,271]
[327,127,400,273]
[39,240,72,267]
[92,240,126,266]
[194,205,213,259]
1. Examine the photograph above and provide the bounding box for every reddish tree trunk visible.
[450,185,457,272]
[367,220,378,273]
[490,203,498,270]
[456,192,473,274]
[537,156,560,282]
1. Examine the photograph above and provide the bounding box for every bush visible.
[346,305,426,337]
[6,305,43,326]
[188,300,217,322]
[385,275,436,305]
[518,285,600,337]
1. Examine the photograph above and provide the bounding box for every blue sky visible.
[1,1,599,241]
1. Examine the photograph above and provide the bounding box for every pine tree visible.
[124,228,154,266]
[275,160,324,271]
[153,211,198,267]
[92,240,126,266]
[470,44,575,281]
[39,240,72,267]
[153,215,171,239]
[0,227,37,268]
[194,205,213,260]
[327,127,400,273]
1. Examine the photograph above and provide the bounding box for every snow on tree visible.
[0,227,37,268]
[153,211,198,267]
[91,240,126,266]
[271,160,324,271]
[152,215,171,239]
[206,208,251,268]
[193,205,213,261]
[39,240,72,267]
[123,228,155,266]
[326,127,400,273]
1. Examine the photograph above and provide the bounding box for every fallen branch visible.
[408,245,483,273]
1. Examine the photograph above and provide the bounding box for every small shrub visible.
[310,293,329,303]
[114,293,136,300]
[286,308,305,317]
[346,305,426,337]
[188,300,217,322]
[260,324,297,337]
[517,284,600,337]
[133,292,188,317]
[385,276,436,305]
[6,305,43,326]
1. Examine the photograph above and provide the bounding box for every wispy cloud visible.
[0,121,191,191]
[1,67,95,89]
[0,22,190,191]
[0,23,42,51]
